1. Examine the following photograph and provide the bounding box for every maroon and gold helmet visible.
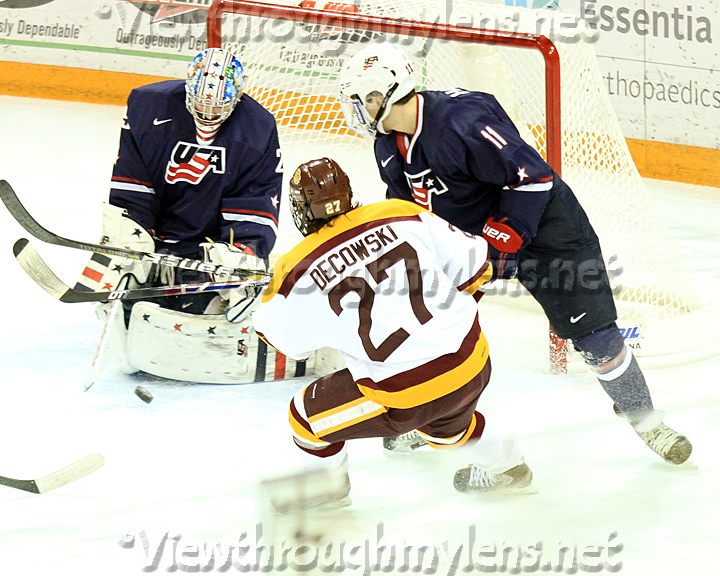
[289,157,354,236]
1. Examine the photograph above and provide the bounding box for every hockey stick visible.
[83,299,121,392]
[0,180,269,280]
[13,238,270,304]
[0,453,105,494]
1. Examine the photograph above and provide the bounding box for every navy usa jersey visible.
[109,80,282,259]
[374,89,554,239]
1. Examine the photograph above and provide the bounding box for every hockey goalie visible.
[76,202,306,384]
[75,48,338,384]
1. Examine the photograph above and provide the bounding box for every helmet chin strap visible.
[369,82,399,137]
[375,117,389,135]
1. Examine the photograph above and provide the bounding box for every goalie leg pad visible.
[125,302,317,384]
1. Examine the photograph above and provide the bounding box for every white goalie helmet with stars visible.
[338,43,417,139]
[185,48,247,129]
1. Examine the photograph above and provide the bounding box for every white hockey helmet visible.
[185,48,247,128]
[338,43,417,139]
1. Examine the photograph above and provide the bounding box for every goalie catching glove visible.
[481,214,530,280]
[200,240,267,323]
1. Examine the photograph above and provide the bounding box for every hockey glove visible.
[200,241,267,324]
[481,215,529,254]
[225,284,265,323]
[487,246,519,280]
[482,215,532,281]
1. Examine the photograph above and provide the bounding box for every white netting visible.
[217,0,719,362]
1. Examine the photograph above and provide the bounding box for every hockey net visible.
[208,0,719,368]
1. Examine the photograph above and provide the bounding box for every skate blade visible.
[383,448,420,458]
[511,483,539,495]
[314,496,353,510]
[269,495,352,516]
[670,456,698,470]
[461,483,539,497]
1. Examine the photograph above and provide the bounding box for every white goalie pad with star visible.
[74,203,154,293]
[124,302,344,384]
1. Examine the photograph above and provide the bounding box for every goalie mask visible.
[289,158,353,236]
[185,48,247,134]
[338,43,417,139]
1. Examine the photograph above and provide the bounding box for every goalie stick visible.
[0,453,105,494]
[0,180,269,280]
[14,238,270,304]
[83,299,121,392]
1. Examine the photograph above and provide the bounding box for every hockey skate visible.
[298,471,352,511]
[635,424,692,465]
[454,460,537,494]
[613,406,692,465]
[263,467,352,514]
[383,431,427,454]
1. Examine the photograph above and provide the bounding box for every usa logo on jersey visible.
[165,142,226,185]
[404,169,448,210]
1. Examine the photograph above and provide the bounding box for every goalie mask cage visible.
[207,0,719,370]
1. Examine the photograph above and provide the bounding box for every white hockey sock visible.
[465,419,524,474]
[632,410,665,433]
[297,444,348,473]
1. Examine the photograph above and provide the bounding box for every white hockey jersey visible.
[253,200,493,409]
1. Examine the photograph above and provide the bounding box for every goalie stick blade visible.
[1,180,269,280]
[14,237,72,301]
[13,238,270,304]
[0,453,105,494]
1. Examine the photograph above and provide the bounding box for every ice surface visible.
[0,95,719,575]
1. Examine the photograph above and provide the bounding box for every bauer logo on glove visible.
[481,215,529,254]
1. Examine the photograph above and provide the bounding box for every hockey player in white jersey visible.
[252,158,535,507]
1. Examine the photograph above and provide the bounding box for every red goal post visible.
[206,0,568,372]
[207,0,562,169]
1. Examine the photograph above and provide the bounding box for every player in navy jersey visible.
[111,48,281,266]
[339,43,692,465]
[74,48,284,383]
